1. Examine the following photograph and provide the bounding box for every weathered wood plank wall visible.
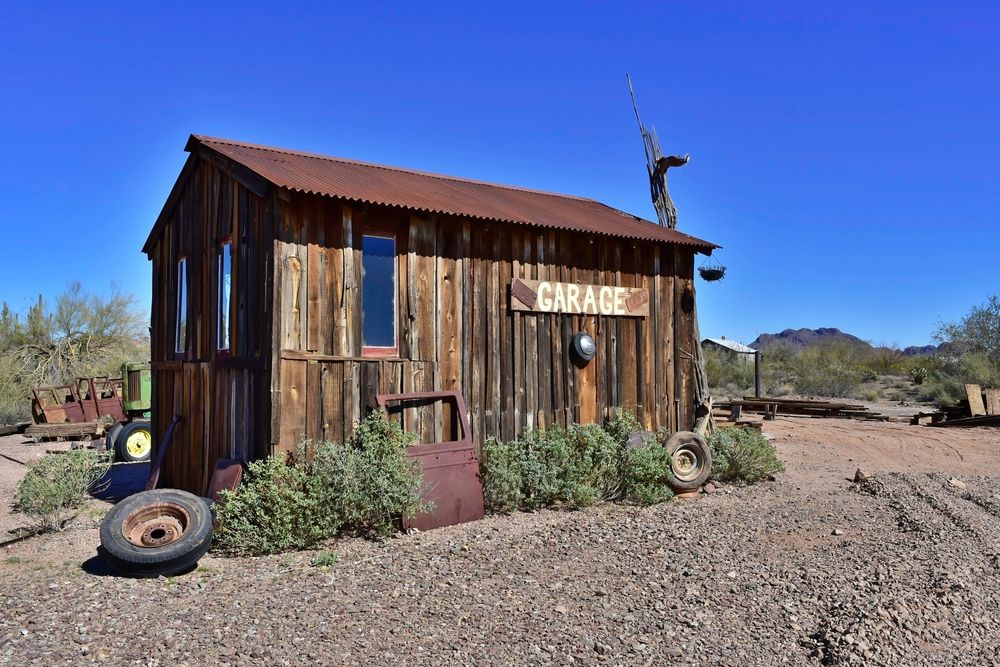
[149,161,704,493]
[271,193,702,455]
[148,157,272,492]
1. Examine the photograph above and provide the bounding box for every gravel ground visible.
[1,420,998,666]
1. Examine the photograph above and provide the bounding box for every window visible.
[361,233,397,355]
[175,258,187,354]
[217,240,232,351]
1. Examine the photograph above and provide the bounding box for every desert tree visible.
[0,283,148,422]
[934,294,1000,368]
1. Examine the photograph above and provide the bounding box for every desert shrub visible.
[479,438,525,514]
[789,342,866,397]
[215,411,424,556]
[908,366,928,385]
[310,552,339,567]
[620,441,675,505]
[313,411,425,537]
[0,285,149,424]
[863,346,906,376]
[705,347,755,396]
[708,428,784,484]
[481,411,674,513]
[918,351,1000,406]
[15,449,111,531]
[934,294,1000,365]
[214,455,332,556]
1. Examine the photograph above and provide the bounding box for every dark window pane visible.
[362,235,396,349]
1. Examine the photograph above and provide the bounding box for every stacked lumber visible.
[24,421,105,440]
[928,384,1000,428]
[715,397,886,421]
[0,422,29,437]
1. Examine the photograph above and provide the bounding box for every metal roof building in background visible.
[703,337,757,355]
[146,135,717,253]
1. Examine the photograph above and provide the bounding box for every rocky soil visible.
[1,420,998,666]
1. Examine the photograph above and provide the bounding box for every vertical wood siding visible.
[149,169,705,493]
[270,196,703,457]
[148,158,272,492]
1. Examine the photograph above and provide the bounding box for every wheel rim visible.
[121,502,191,548]
[125,429,151,458]
[671,445,705,482]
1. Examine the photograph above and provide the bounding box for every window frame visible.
[174,257,187,355]
[216,236,233,354]
[360,231,399,358]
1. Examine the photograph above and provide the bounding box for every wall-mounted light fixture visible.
[572,331,597,364]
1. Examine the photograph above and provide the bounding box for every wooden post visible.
[754,350,762,399]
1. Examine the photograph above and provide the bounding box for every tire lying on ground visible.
[99,489,213,577]
[664,431,712,491]
[115,420,152,463]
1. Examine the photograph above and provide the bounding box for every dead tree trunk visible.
[627,75,712,431]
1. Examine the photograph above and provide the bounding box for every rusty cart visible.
[28,363,153,462]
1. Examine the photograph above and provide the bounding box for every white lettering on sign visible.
[537,282,553,311]
[510,279,649,317]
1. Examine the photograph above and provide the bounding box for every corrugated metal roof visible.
[703,338,757,354]
[187,135,718,251]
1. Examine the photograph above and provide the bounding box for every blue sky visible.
[1,1,997,347]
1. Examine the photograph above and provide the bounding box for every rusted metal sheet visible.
[32,378,126,425]
[31,385,86,424]
[173,135,717,251]
[76,377,126,422]
[206,459,244,502]
[375,390,485,532]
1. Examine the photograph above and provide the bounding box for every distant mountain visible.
[748,328,939,356]
[902,344,937,357]
[749,327,867,351]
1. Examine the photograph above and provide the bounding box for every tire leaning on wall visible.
[99,489,213,577]
[664,431,713,492]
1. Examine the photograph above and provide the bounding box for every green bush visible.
[480,411,674,513]
[789,342,866,397]
[310,552,339,567]
[214,455,332,556]
[215,411,425,556]
[863,346,906,375]
[620,442,675,505]
[15,449,111,531]
[704,347,755,396]
[708,428,784,484]
[919,351,1000,406]
[313,411,425,537]
[908,366,928,385]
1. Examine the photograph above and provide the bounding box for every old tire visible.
[99,489,213,577]
[105,423,124,454]
[665,431,712,491]
[116,420,152,463]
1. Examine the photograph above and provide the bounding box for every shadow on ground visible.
[92,462,149,503]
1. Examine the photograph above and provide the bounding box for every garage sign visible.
[510,279,649,317]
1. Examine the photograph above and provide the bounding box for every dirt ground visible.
[1,417,998,665]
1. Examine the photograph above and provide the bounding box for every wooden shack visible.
[143,135,718,493]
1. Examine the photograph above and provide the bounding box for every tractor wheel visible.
[116,421,152,463]
[99,489,213,577]
[105,423,124,455]
[664,431,712,492]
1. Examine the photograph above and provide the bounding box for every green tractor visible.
[105,362,153,463]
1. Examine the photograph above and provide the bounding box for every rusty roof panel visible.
[188,135,718,251]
